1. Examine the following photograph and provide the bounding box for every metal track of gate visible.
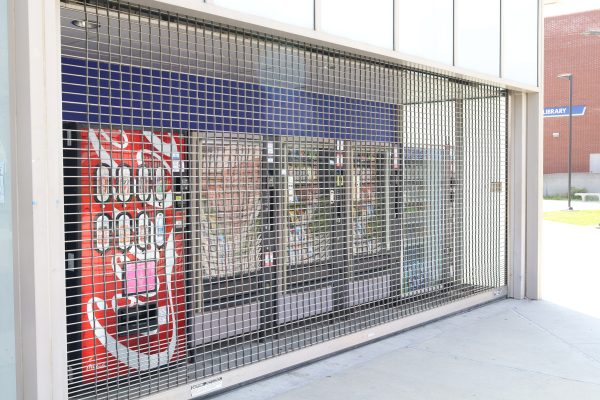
[60,1,507,399]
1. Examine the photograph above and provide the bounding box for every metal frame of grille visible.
[60,1,508,398]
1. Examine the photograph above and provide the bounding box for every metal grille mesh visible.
[60,1,507,398]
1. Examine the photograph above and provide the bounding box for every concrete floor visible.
[208,201,600,400]
[543,198,600,212]
[211,300,600,400]
[542,201,600,319]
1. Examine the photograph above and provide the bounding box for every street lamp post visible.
[558,73,573,210]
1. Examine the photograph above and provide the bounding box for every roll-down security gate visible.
[61,1,507,398]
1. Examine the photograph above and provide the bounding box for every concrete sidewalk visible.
[209,207,600,400]
[542,219,600,319]
[543,198,600,212]
[211,299,600,400]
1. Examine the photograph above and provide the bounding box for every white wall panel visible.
[455,0,500,76]
[502,0,538,85]
[321,0,394,49]
[396,0,453,65]
[213,0,314,29]
[0,0,16,397]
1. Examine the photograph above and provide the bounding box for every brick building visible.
[545,10,600,178]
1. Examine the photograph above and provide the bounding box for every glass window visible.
[454,0,501,76]
[397,0,453,65]
[502,0,538,86]
[321,0,394,49]
[213,0,314,29]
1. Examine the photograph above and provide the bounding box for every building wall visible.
[209,0,539,86]
[544,172,600,197]
[3,0,542,398]
[544,9,600,174]
[0,0,17,397]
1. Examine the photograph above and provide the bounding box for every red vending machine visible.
[65,126,187,385]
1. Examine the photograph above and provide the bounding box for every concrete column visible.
[525,92,542,300]
[0,0,17,398]
[508,92,527,299]
[9,0,67,398]
[507,91,541,301]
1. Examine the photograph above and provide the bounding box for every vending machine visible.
[346,141,396,307]
[402,147,450,295]
[277,138,337,324]
[189,133,264,346]
[64,125,188,385]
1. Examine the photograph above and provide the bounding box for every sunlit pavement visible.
[208,202,600,400]
[542,200,600,319]
[543,198,600,212]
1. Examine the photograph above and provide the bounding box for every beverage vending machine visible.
[402,147,448,295]
[277,138,337,324]
[346,141,396,307]
[189,133,264,347]
[64,124,188,384]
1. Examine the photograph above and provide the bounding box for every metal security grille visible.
[60,1,507,398]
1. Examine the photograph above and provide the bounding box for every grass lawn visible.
[543,209,600,226]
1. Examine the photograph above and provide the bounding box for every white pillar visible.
[9,0,67,398]
[525,91,542,300]
[508,92,527,299]
[507,90,541,300]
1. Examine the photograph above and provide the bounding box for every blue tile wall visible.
[62,57,398,142]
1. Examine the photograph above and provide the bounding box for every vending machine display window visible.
[276,138,336,325]
[94,214,111,254]
[115,212,133,252]
[136,212,155,252]
[154,167,166,202]
[135,166,152,202]
[350,145,389,257]
[94,164,112,203]
[197,138,262,279]
[115,165,132,202]
[283,140,333,269]
[346,142,395,308]
[402,148,447,295]
[190,133,264,347]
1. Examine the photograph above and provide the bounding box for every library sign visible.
[544,105,586,118]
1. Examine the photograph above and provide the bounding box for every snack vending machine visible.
[277,138,337,324]
[190,133,264,347]
[64,125,188,385]
[346,141,395,307]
